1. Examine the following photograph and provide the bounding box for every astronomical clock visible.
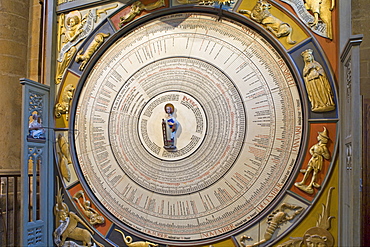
[53,0,339,246]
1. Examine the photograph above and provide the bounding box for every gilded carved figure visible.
[73,190,105,225]
[301,49,335,112]
[119,0,165,27]
[58,134,72,182]
[162,103,179,150]
[56,5,117,84]
[240,203,303,247]
[54,187,104,247]
[239,0,296,44]
[277,187,335,247]
[295,127,330,194]
[56,11,86,84]
[75,33,110,71]
[115,229,159,247]
[304,0,335,39]
[55,84,75,120]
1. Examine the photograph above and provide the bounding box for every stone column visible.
[0,0,30,169]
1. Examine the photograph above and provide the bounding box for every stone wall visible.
[352,0,370,98]
[0,0,30,170]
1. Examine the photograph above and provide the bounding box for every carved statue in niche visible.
[301,49,335,112]
[240,203,303,247]
[75,33,110,71]
[28,113,45,139]
[119,0,165,27]
[277,187,335,247]
[295,127,330,194]
[115,229,159,247]
[304,0,335,39]
[54,187,104,247]
[58,134,72,182]
[73,190,105,225]
[239,0,296,44]
[55,84,75,121]
[162,103,179,151]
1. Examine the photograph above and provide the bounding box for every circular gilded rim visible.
[70,10,305,245]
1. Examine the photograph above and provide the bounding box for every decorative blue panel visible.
[20,78,53,246]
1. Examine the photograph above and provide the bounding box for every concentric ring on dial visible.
[108,57,246,195]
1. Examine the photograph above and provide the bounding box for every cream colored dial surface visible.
[73,12,303,242]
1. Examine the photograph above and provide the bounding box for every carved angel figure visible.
[304,0,335,39]
[56,11,87,84]
[301,49,335,112]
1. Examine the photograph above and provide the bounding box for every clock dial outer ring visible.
[70,9,306,245]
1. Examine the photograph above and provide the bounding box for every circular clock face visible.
[73,12,303,244]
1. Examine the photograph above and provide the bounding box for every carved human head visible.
[301,49,314,63]
[165,103,174,114]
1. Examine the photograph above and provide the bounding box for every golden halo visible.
[164,103,175,113]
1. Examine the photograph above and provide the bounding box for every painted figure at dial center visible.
[162,103,178,150]
[301,49,335,112]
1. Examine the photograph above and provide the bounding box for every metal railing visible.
[0,169,21,246]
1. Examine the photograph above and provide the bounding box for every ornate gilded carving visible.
[73,190,105,225]
[75,33,110,71]
[279,0,334,40]
[53,185,104,247]
[176,0,233,5]
[304,0,335,40]
[240,203,303,247]
[295,127,330,194]
[57,134,72,182]
[55,84,75,120]
[119,0,165,28]
[96,4,119,19]
[301,49,335,112]
[278,187,335,247]
[56,5,117,84]
[115,229,159,247]
[56,10,87,84]
[239,0,296,44]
